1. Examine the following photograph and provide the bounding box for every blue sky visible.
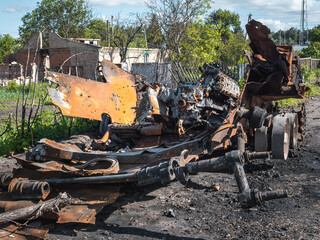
[1,0,320,38]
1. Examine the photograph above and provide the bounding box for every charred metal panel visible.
[46,60,137,124]
[244,20,308,104]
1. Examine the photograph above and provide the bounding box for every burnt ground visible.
[1,97,320,240]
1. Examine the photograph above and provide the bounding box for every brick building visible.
[0,62,23,80]
[3,31,163,80]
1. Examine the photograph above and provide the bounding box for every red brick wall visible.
[0,64,10,79]
[48,49,71,71]
[0,64,23,80]
[3,49,72,77]
[3,51,35,77]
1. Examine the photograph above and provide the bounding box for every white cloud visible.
[4,8,16,13]
[244,0,302,12]
[4,6,21,13]
[89,0,144,7]
[4,5,31,13]
[256,18,298,31]
[213,0,320,30]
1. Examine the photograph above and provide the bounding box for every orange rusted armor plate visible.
[0,224,49,239]
[56,205,97,224]
[46,60,137,124]
[56,184,120,224]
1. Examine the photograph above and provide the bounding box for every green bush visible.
[277,66,320,107]
[7,81,20,91]
[0,82,53,104]
[0,110,98,157]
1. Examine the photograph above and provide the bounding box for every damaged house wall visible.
[0,63,23,80]
[4,31,100,80]
[99,47,164,72]
[3,32,43,80]
[48,31,100,79]
[3,32,164,81]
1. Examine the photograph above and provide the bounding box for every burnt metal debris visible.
[0,20,309,238]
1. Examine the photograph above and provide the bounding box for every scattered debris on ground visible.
[0,20,315,239]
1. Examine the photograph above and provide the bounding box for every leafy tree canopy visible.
[19,0,92,43]
[84,18,146,49]
[205,9,248,65]
[84,19,108,42]
[146,14,163,48]
[219,32,249,65]
[300,42,320,58]
[177,20,221,67]
[310,25,320,43]
[270,27,300,45]
[146,0,213,56]
[298,25,320,58]
[0,34,21,63]
[207,9,241,36]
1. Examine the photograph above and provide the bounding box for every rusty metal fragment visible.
[46,60,137,124]
[0,172,13,187]
[8,179,51,200]
[243,19,309,105]
[0,224,49,240]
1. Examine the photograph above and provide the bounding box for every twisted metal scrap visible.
[0,192,71,224]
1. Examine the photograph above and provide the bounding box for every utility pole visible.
[111,16,114,41]
[107,19,110,47]
[142,25,148,48]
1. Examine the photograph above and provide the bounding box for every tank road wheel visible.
[255,126,268,152]
[99,114,111,136]
[285,113,298,149]
[271,116,290,160]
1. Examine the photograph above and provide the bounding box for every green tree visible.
[111,17,144,62]
[146,14,163,48]
[19,0,92,43]
[84,18,146,49]
[206,9,248,65]
[300,42,320,58]
[219,32,249,65]
[0,34,21,63]
[177,21,221,67]
[207,9,241,36]
[310,25,320,43]
[299,25,320,58]
[84,19,107,40]
[146,0,213,57]
[270,28,300,45]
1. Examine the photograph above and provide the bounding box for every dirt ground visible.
[1,97,320,240]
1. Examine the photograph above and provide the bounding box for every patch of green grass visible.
[238,77,246,90]
[276,98,304,108]
[0,106,9,110]
[0,109,98,157]
[306,83,320,97]
[0,81,98,157]
[277,65,320,107]
[0,82,53,105]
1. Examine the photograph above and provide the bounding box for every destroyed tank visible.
[2,20,309,231]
